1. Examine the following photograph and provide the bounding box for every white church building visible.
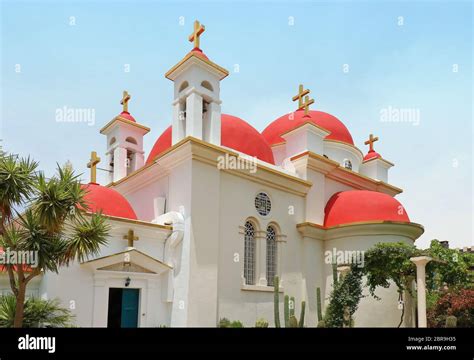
[2,21,424,327]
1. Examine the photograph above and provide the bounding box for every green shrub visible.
[255,318,268,328]
[230,320,244,328]
[0,294,74,328]
[218,318,231,328]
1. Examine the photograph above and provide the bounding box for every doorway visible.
[107,288,140,328]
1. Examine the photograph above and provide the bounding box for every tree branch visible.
[25,267,41,284]
[6,265,18,296]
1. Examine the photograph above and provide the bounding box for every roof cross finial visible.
[302,95,315,116]
[292,84,310,109]
[87,151,101,184]
[364,134,379,152]
[121,90,131,113]
[189,20,205,49]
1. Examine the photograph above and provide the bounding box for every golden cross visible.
[120,91,131,113]
[188,20,205,49]
[123,229,139,247]
[364,134,379,152]
[292,84,310,109]
[87,151,101,183]
[302,95,315,116]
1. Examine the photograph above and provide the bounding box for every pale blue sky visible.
[1,0,472,248]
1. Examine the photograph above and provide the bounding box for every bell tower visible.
[100,91,150,183]
[165,20,229,146]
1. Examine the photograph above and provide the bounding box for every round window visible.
[255,192,271,216]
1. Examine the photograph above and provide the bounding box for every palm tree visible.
[0,153,109,327]
[0,294,74,327]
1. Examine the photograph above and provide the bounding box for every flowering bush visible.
[427,289,474,328]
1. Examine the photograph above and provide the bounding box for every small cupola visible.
[100,91,150,183]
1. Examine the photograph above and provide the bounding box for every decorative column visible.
[276,235,286,287]
[410,256,432,328]
[172,100,185,145]
[185,92,203,139]
[256,230,267,286]
[207,101,222,145]
[113,147,127,182]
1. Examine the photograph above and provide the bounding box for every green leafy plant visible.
[218,318,244,328]
[255,318,268,328]
[0,294,74,328]
[0,153,110,327]
[323,264,363,328]
[426,240,473,291]
[230,320,244,328]
[218,317,231,328]
[363,242,419,327]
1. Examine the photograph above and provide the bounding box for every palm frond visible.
[63,213,110,264]
[0,154,38,221]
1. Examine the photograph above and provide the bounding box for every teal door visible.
[121,289,139,328]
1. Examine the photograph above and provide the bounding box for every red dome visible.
[118,111,136,122]
[363,150,381,161]
[262,110,354,146]
[81,183,137,220]
[324,190,409,227]
[146,114,275,165]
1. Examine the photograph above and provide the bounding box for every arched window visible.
[266,225,277,286]
[126,136,137,145]
[244,221,256,285]
[343,159,352,170]
[201,80,213,92]
[109,137,116,146]
[179,81,189,92]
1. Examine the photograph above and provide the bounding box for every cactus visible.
[332,261,338,285]
[284,295,290,327]
[316,287,323,322]
[298,301,306,327]
[317,319,326,328]
[289,315,298,328]
[445,315,457,328]
[255,318,269,328]
[290,296,295,318]
[273,276,281,328]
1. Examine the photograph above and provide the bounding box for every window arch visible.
[179,81,189,92]
[343,159,352,170]
[109,137,116,146]
[244,220,256,285]
[266,225,277,286]
[126,136,137,145]
[201,80,213,92]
